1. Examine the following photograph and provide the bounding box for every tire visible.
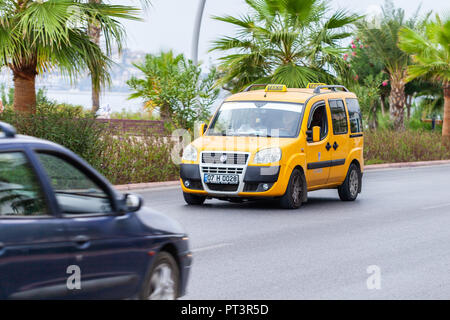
[279,168,306,209]
[183,192,206,205]
[139,252,180,300]
[338,163,361,201]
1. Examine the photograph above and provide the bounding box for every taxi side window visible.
[346,98,363,133]
[307,103,328,142]
[328,99,348,135]
[0,152,48,217]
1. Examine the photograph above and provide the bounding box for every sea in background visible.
[46,90,144,113]
[46,89,227,114]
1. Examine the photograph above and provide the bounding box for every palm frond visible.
[399,15,450,83]
[271,63,318,87]
[325,9,361,29]
[212,0,358,91]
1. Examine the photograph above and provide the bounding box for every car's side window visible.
[307,103,328,142]
[37,152,113,216]
[346,98,363,133]
[328,99,348,135]
[0,152,48,217]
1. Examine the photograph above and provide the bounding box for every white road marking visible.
[192,242,233,253]
[422,203,450,210]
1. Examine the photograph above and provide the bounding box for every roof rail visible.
[0,121,16,138]
[313,85,349,94]
[243,84,267,92]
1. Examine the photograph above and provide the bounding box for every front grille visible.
[202,153,248,165]
[201,167,243,175]
[206,184,239,192]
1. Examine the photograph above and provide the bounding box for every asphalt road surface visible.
[137,165,450,299]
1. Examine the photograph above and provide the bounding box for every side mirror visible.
[122,193,143,213]
[199,123,207,136]
[312,126,321,142]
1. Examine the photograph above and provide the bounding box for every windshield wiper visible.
[240,133,272,137]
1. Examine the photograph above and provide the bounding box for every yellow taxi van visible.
[180,83,364,209]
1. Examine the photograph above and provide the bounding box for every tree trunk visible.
[406,94,412,120]
[89,0,101,113]
[13,70,37,114]
[380,93,386,117]
[91,83,100,113]
[388,74,406,130]
[368,103,378,129]
[443,81,450,138]
[160,104,172,123]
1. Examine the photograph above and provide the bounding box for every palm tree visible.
[128,51,184,122]
[398,15,450,138]
[87,0,151,113]
[127,50,219,129]
[0,0,141,113]
[355,1,424,129]
[211,0,360,93]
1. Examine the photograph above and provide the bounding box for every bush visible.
[0,106,179,185]
[99,134,179,185]
[0,104,105,169]
[110,109,158,120]
[364,129,450,164]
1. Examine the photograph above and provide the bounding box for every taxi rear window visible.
[346,99,363,133]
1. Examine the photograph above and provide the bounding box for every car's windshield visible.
[207,101,304,138]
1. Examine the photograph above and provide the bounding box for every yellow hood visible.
[191,135,298,155]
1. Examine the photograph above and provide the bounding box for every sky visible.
[119,0,450,66]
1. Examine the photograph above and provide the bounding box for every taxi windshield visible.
[207,101,304,138]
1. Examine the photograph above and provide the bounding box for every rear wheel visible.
[183,192,206,205]
[338,163,361,201]
[279,168,305,209]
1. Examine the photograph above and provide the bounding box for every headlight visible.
[182,145,198,162]
[253,148,282,164]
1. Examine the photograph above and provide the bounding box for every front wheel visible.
[183,192,206,205]
[279,168,306,209]
[338,163,361,201]
[140,252,179,300]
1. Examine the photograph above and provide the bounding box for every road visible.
[137,164,450,299]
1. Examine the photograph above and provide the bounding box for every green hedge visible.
[99,134,179,185]
[0,106,179,185]
[1,104,105,168]
[364,130,450,165]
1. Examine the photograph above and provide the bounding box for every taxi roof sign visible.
[265,84,287,92]
[306,83,327,89]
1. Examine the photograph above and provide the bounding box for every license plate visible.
[204,174,239,184]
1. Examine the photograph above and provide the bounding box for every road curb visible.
[364,159,450,171]
[114,180,180,191]
[113,160,450,191]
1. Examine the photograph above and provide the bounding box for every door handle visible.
[72,235,90,248]
[333,142,339,150]
[325,142,331,151]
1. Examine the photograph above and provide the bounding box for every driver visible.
[280,112,298,137]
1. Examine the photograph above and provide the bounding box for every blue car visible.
[0,122,191,299]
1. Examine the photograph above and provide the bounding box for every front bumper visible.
[180,163,283,197]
